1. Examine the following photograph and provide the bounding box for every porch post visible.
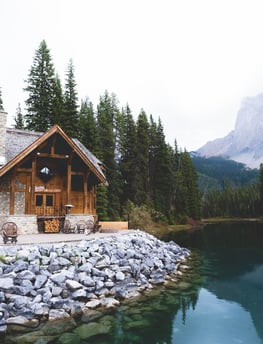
[31,159,36,213]
[66,163,71,204]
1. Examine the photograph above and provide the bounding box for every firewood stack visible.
[44,219,60,233]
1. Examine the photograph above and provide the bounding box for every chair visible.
[76,220,86,234]
[62,220,76,233]
[85,220,102,234]
[2,222,18,244]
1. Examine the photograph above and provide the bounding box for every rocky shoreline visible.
[0,230,190,334]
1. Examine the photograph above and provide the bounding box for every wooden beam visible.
[83,171,90,213]
[36,152,70,159]
[9,169,15,214]
[31,159,36,213]
[66,163,71,204]
[51,134,57,155]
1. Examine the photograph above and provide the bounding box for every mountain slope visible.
[197,93,263,168]
[191,155,259,193]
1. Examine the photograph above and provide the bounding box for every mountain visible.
[191,155,259,193]
[197,92,263,169]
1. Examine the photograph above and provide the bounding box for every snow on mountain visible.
[197,93,263,169]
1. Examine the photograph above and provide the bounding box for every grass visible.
[144,222,198,237]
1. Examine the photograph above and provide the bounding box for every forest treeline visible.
[0,40,200,223]
[193,156,263,218]
[1,40,263,222]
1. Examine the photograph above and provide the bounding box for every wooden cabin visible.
[0,111,107,233]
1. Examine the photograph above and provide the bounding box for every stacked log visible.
[44,219,60,233]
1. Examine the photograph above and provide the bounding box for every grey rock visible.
[66,279,83,291]
[0,230,190,326]
[49,308,70,321]
[115,271,125,281]
[34,274,48,289]
[0,278,14,290]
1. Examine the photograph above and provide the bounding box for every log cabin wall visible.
[0,159,97,217]
[0,125,106,234]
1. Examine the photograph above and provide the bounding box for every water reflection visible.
[172,288,261,344]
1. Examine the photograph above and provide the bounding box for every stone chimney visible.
[0,111,7,166]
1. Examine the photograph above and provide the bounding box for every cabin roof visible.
[0,125,107,183]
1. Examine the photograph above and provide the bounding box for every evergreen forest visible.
[192,156,263,219]
[0,40,200,224]
[1,40,263,223]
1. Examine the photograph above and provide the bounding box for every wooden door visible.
[35,193,60,216]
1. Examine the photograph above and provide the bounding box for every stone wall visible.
[0,111,7,165]
[65,214,95,228]
[14,192,26,214]
[0,192,10,215]
[0,215,38,234]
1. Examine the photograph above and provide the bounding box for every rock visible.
[0,278,14,290]
[71,289,87,300]
[74,321,111,340]
[58,332,81,344]
[65,280,83,291]
[85,299,101,309]
[49,309,70,321]
[100,297,119,308]
[0,230,190,327]
[34,275,48,289]
[6,315,39,332]
[115,271,125,281]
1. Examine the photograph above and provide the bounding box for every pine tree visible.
[97,91,121,220]
[96,185,109,220]
[173,146,189,222]
[134,110,150,206]
[181,150,201,220]
[62,59,79,137]
[13,103,25,129]
[24,40,56,131]
[119,105,137,206]
[0,87,4,111]
[149,117,174,220]
[52,74,64,126]
[78,98,99,152]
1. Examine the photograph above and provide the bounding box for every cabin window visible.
[46,195,53,206]
[36,195,43,206]
[39,166,53,183]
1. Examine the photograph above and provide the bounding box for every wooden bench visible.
[1,222,18,244]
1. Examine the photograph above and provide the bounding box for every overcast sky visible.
[2,0,263,151]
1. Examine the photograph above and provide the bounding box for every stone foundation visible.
[0,215,38,234]
[65,214,95,228]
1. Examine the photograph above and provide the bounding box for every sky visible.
[2,0,263,151]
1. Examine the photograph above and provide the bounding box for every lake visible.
[3,221,263,343]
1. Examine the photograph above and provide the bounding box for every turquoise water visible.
[4,221,263,343]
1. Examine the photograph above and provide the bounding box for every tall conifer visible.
[52,74,64,126]
[62,59,79,137]
[134,110,150,205]
[24,40,56,131]
[79,98,99,152]
[97,91,121,219]
[14,103,25,129]
[119,105,137,205]
[150,117,174,220]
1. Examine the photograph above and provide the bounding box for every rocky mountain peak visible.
[197,92,263,169]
